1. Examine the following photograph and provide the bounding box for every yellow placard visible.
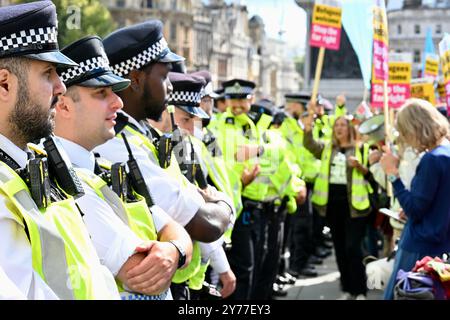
[373,6,388,45]
[438,81,446,98]
[389,62,411,84]
[411,82,436,105]
[441,51,450,82]
[312,4,342,29]
[425,57,439,76]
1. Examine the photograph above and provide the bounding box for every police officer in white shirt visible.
[0,1,119,300]
[53,36,193,300]
[94,20,233,242]
[150,71,237,299]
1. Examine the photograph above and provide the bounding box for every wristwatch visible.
[387,174,399,183]
[168,240,186,269]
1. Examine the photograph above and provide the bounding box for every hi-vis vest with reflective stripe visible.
[191,136,242,215]
[191,136,237,244]
[75,168,164,299]
[75,168,157,242]
[117,125,201,284]
[0,162,116,300]
[312,143,372,211]
[119,125,187,186]
[280,117,320,183]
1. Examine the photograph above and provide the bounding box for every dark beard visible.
[142,85,166,121]
[9,83,55,144]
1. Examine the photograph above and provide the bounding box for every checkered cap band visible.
[169,91,202,105]
[0,27,57,53]
[60,56,111,83]
[112,38,168,77]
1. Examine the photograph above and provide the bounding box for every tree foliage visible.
[13,0,116,47]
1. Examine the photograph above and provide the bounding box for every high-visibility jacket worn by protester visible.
[312,142,372,215]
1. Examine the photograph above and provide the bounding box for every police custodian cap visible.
[0,1,76,67]
[103,20,184,77]
[222,78,256,99]
[168,72,209,119]
[59,36,130,92]
[190,70,220,99]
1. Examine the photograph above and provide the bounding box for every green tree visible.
[14,0,116,47]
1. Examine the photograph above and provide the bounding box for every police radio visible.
[121,132,154,207]
[110,162,128,201]
[19,155,51,209]
[158,133,173,169]
[43,136,85,199]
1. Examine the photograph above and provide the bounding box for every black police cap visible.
[103,20,184,77]
[285,92,311,104]
[222,78,256,99]
[59,36,130,92]
[191,70,220,99]
[168,72,209,119]
[251,98,275,116]
[272,111,287,126]
[0,1,76,67]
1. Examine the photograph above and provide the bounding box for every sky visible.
[227,0,308,56]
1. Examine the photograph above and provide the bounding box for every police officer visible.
[150,71,237,299]
[281,93,321,278]
[248,100,307,299]
[53,36,193,300]
[0,1,119,299]
[94,20,233,244]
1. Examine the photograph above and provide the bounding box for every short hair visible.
[65,86,80,102]
[396,98,449,152]
[0,57,30,87]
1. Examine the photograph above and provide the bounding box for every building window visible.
[146,0,153,8]
[184,27,189,44]
[218,59,227,78]
[116,0,125,7]
[171,0,177,10]
[436,24,442,35]
[170,22,177,42]
[414,50,421,63]
[414,24,420,34]
[397,25,402,34]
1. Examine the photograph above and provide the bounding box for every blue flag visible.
[342,0,374,90]
[422,27,435,75]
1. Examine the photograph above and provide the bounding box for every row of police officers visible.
[0,0,346,300]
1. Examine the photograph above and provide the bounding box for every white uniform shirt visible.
[0,134,60,299]
[94,111,205,226]
[57,137,172,275]
[0,265,27,300]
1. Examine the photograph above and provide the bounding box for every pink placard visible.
[310,24,342,51]
[373,39,389,81]
[371,83,410,109]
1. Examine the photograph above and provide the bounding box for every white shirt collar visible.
[0,133,28,169]
[56,136,96,171]
[118,110,146,135]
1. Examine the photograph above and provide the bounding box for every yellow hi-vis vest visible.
[75,168,169,300]
[311,143,372,212]
[188,262,209,290]
[117,125,201,284]
[0,162,117,300]
[119,125,188,186]
[280,117,320,183]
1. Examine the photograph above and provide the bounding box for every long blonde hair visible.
[396,98,449,152]
[332,116,357,147]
